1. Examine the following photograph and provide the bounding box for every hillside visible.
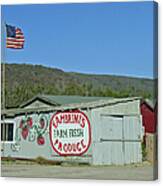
[1,63,155,108]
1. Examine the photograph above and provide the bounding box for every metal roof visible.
[19,94,113,108]
[2,97,141,117]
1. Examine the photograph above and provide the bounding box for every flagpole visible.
[1,19,6,110]
[1,18,6,156]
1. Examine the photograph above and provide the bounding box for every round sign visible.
[49,110,91,156]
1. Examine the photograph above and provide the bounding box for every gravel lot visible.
[1,161,156,180]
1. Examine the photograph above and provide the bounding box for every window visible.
[1,122,14,142]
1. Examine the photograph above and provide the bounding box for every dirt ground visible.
[1,160,157,181]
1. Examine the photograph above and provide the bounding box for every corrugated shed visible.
[2,97,141,117]
[1,97,143,165]
[19,94,113,108]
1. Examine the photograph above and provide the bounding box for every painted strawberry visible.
[27,117,33,128]
[22,127,29,140]
[19,119,25,128]
[39,118,45,129]
[37,135,45,145]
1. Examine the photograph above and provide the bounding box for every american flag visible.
[6,24,25,49]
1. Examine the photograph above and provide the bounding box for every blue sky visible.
[2,2,155,78]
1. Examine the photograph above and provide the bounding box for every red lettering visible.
[80,118,85,128]
[60,114,65,123]
[58,142,62,151]
[65,114,71,123]
[73,114,79,123]
[54,116,61,127]
[50,111,91,155]
[54,139,58,145]
[79,114,82,124]
[72,143,77,152]
[77,142,82,152]
[67,143,72,152]
[81,139,86,149]
[53,121,58,128]
[62,142,84,153]
[63,144,67,153]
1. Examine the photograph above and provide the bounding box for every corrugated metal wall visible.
[92,114,143,165]
[1,99,144,165]
[1,111,92,163]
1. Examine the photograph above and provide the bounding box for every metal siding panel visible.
[100,116,123,140]
[93,100,140,116]
[102,142,112,165]
[93,142,124,165]
[112,142,124,165]
[92,115,124,165]
[124,116,142,140]
[124,142,130,164]
[125,142,142,164]
[123,116,143,164]
[92,142,103,165]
